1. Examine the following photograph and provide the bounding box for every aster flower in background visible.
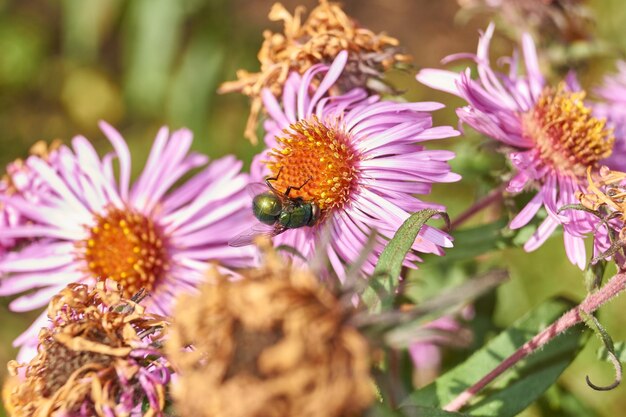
[593,61,626,172]
[0,141,61,256]
[5,281,171,417]
[409,310,474,388]
[417,24,617,269]
[456,0,593,43]
[166,239,374,417]
[219,0,411,143]
[0,121,255,360]
[246,51,460,280]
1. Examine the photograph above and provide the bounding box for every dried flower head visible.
[219,0,411,143]
[6,281,171,417]
[579,167,626,238]
[2,375,18,417]
[167,239,374,417]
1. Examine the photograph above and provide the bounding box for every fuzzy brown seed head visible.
[219,0,411,143]
[167,242,374,417]
[6,282,169,417]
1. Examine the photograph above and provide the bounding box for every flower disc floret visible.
[268,116,360,211]
[79,207,169,297]
[523,84,614,177]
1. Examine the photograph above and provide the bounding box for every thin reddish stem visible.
[444,272,626,412]
[450,185,506,231]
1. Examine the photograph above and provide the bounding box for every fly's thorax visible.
[253,192,283,225]
[279,202,315,229]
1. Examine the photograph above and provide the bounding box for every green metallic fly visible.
[229,169,321,247]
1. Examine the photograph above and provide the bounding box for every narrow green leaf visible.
[363,209,446,312]
[367,403,470,417]
[582,312,623,391]
[598,341,626,362]
[402,297,587,417]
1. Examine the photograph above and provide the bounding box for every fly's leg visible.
[284,176,312,198]
[266,167,312,198]
[265,167,283,194]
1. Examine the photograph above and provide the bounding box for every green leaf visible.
[536,383,601,417]
[363,209,447,312]
[402,297,587,417]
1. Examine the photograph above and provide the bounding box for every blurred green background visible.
[1,0,626,416]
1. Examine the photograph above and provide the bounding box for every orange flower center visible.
[267,116,360,212]
[79,208,169,297]
[522,83,614,178]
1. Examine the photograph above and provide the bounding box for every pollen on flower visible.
[78,208,169,296]
[267,116,360,212]
[522,83,615,177]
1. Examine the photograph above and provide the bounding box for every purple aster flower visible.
[417,24,616,269]
[245,50,461,280]
[0,122,255,359]
[593,61,626,172]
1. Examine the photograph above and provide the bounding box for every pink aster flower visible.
[0,142,60,255]
[0,122,255,360]
[593,61,626,172]
[417,24,616,269]
[409,312,473,387]
[247,50,461,280]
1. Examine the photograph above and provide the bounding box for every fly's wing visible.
[228,223,286,247]
[246,182,271,198]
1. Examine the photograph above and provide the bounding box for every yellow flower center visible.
[267,116,360,212]
[79,208,169,297]
[522,83,614,177]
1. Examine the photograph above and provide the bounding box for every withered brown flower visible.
[167,240,375,417]
[219,0,411,143]
[6,281,171,417]
[2,376,18,417]
[579,166,626,238]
